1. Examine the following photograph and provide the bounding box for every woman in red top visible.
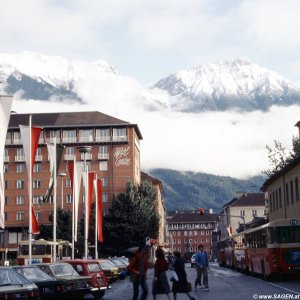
[152,247,171,300]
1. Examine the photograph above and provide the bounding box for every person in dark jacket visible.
[152,247,171,300]
[172,251,195,300]
[127,246,149,300]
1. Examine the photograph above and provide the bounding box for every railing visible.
[13,139,22,145]
[35,155,43,161]
[64,154,75,161]
[78,136,94,143]
[112,135,128,142]
[80,153,93,160]
[15,156,25,162]
[46,137,61,143]
[62,137,77,143]
[95,136,111,142]
[98,153,109,160]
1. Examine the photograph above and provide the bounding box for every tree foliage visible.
[102,180,160,256]
[262,136,300,177]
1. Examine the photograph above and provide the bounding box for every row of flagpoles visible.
[0,97,103,263]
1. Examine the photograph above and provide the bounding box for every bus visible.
[217,218,300,279]
[17,239,72,265]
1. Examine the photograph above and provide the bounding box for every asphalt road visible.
[88,262,300,300]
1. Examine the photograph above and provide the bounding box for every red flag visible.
[87,172,95,235]
[32,206,39,234]
[97,179,103,242]
[67,161,74,189]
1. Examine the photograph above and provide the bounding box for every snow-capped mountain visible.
[0,51,118,101]
[152,58,300,111]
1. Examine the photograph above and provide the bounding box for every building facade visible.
[166,211,219,260]
[221,193,267,238]
[2,111,142,259]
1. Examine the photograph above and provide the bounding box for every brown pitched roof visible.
[8,111,142,139]
[141,172,163,190]
[169,211,219,223]
[223,193,265,208]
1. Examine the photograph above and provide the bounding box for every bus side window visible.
[267,227,275,244]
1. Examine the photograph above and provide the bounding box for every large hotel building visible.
[2,111,142,259]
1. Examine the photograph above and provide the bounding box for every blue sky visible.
[1,0,300,85]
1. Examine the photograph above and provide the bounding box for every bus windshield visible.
[275,226,300,243]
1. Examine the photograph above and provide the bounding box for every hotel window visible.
[206,231,209,235]
[16,196,24,205]
[66,147,74,155]
[99,146,109,160]
[102,177,108,187]
[190,247,193,252]
[8,232,18,244]
[4,181,8,189]
[178,231,181,236]
[178,239,181,244]
[34,163,42,173]
[17,148,24,157]
[6,132,11,144]
[86,162,91,171]
[189,239,193,244]
[290,181,294,203]
[240,210,245,217]
[66,178,71,188]
[16,180,24,189]
[35,211,41,221]
[4,212,7,221]
[49,130,60,142]
[295,177,299,201]
[4,148,9,160]
[184,231,187,236]
[269,193,273,212]
[66,194,73,204]
[99,161,108,171]
[16,212,24,221]
[252,210,257,216]
[200,230,204,235]
[33,196,42,205]
[189,231,193,236]
[33,180,41,189]
[4,164,8,173]
[4,197,7,205]
[206,238,209,243]
[201,238,204,242]
[16,163,25,173]
[13,131,21,144]
[113,128,127,141]
[102,193,109,203]
[63,130,77,142]
[286,183,289,205]
[79,129,94,142]
[96,129,110,142]
[275,190,279,209]
[35,147,42,159]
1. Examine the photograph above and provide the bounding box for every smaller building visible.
[166,211,219,260]
[222,193,267,238]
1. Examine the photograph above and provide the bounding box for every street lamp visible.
[58,172,66,209]
[77,146,92,260]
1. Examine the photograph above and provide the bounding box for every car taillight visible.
[27,290,39,298]
[57,284,64,292]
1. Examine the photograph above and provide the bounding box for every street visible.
[93,262,300,300]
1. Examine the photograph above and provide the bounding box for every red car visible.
[65,260,110,299]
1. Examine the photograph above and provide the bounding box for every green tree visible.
[263,136,300,177]
[102,180,160,256]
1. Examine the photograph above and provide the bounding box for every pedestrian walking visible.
[194,244,209,291]
[172,251,195,300]
[128,245,150,300]
[152,247,171,300]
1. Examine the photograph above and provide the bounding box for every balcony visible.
[62,137,77,143]
[46,137,61,144]
[112,135,128,142]
[98,153,109,160]
[95,136,111,142]
[64,154,75,161]
[15,156,25,162]
[35,155,43,161]
[78,136,94,143]
[4,156,9,163]
[13,139,22,145]
[80,153,93,160]
[5,139,12,145]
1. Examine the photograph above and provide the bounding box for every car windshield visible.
[50,264,78,276]
[87,263,102,273]
[15,267,54,282]
[0,269,32,286]
[100,260,115,269]
[110,258,126,266]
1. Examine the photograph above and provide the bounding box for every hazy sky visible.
[1,0,300,179]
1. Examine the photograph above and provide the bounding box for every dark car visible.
[66,259,110,299]
[0,266,39,299]
[98,259,120,282]
[35,262,92,299]
[14,265,64,300]
[108,257,128,273]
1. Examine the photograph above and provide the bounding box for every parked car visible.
[190,254,196,268]
[0,266,39,299]
[66,259,110,299]
[108,257,128,273]
[35,262,92,299]
[118,256,129,266]
[98,259,120,282]
[14,265,64,300]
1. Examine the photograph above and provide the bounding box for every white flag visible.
[0,95,13,229]
[74,161,83,241]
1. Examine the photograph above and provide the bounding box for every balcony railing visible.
[35,155,43,161]
[112,135,128,142]
[80,153,93,160]
[13,139,22,145]
[64,154,75,161]
[62,137,77,143]
[15,156,25,162]
[78,136,94,143]
[46,137,61,144]
[98,153,109,160]
[95,136,111,142]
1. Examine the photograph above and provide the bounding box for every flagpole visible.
[84,166,88,259]
[29,115,32,264]
[95,175,98,259]
[53,139,57,262]
[71,157,76,259]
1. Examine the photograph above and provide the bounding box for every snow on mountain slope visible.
[153,58,300,111]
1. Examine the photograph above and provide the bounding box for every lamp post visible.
[58,172,66,209]
[77,146,92,260]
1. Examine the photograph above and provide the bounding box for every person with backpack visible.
[194,244,209,291]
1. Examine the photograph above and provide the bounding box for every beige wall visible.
[154,185,166,246]
[266,164,300,221]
